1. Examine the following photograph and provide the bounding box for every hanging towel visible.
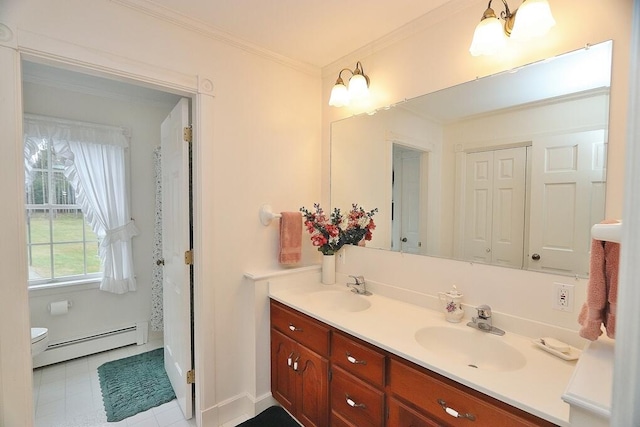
[578,228,620,340]
[278,212,302,265]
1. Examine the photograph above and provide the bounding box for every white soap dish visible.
[532,338,581,361]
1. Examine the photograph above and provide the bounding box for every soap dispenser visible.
[437,285,464,323]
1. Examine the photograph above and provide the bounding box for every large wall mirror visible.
[331,40,612,278]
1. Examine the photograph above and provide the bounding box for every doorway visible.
[391,143,429,254]
[22,59,195,424]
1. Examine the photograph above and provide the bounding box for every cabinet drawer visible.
[331,365,384,427]
[388,397,440,427]
[271,300,330,356]
[388,358,555,427]
[331,331,385,388]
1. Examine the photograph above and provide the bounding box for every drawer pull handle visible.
[293,356,300,371]
[288,323,302,332]
[438,399,476,421]
[345,394,366,409]
[287,352,294,367]
[346,352,367,365]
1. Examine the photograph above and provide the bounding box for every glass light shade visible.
[469,16,507,57]
[348,74,369,101]
[329,82,350,107]
[510,0,556,41]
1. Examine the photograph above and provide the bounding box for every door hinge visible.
[187,369,195,384]
[183,125,193,143]
[184,250,194,265]
[328,368,332,382]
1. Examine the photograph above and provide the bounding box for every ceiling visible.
[141,0,453,68]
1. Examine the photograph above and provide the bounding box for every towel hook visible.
[259,204,282,226]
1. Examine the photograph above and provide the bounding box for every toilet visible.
[31,327,49,356]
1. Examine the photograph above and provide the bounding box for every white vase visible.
[322,254,336,285]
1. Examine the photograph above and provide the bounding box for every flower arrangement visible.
[300,203,378,255]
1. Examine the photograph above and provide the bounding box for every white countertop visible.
[269,279,578,426]
[562,336,614,419]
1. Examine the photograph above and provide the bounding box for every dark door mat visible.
[236,406,300,427]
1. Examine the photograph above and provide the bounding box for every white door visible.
[463,151,494,263]
[528,130,607,276]
[463,148,527,267]
[392,145,426,253]
[161,98,193,419]
[490,148,527,268]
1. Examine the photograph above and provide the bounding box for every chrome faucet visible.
[347,275,371,296]
[467,305,505,336]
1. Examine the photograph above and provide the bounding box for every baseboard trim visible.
[199,392,278,426]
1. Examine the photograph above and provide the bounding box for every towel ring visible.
[259,204,282,226]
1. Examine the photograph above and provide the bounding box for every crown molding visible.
[109,0,320,77]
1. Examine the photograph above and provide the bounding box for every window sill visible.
[28,279,101,296]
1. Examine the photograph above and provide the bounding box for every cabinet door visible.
[296,344,330,427]
[388,397,441,427]
[271,329,297,415]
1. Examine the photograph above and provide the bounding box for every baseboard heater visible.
[33,321,149,368]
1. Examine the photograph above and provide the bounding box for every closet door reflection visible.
[461,147,527,268]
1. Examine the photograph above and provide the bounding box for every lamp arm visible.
[500,0,517,36]
[500,0,513,19]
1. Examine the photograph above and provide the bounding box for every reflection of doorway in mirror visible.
[392,144,429,254]
[459,147,528,268]
[528,130,607,276]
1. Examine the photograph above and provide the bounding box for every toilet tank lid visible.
[31,327,48,343]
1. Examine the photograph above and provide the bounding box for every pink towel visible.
[278,212,302,265]
[578,225,620,340]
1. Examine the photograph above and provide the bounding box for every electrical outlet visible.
[552,282,574,312]
[338,251,346,265]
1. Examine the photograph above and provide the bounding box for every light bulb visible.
[348,74,369,101]
[329,82,350,107]
[511,0,556,41]
[469,15,507,56]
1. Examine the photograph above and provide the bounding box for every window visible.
[25,139,101,285]
[24,114,138,293]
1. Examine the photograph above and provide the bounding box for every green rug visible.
[98,348,176,422]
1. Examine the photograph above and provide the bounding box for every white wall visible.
[23,77,177,347]
[0,0,321,425]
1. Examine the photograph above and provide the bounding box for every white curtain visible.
[24,114,139,294]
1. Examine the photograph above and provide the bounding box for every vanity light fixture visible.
[328,61,370,107]
[469,0,556,57]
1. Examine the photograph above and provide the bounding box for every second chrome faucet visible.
[467,304,505,336]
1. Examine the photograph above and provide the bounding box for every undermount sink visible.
[304,290,372,313]
[414,326,526,372]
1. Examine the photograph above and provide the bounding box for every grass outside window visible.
[27,212,101,283]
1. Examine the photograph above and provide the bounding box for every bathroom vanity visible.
[268,277,576,426]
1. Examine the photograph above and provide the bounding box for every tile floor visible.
[32,341,196,427]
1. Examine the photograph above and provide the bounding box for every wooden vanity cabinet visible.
[270,300,557,427]
[270,301,330,427]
